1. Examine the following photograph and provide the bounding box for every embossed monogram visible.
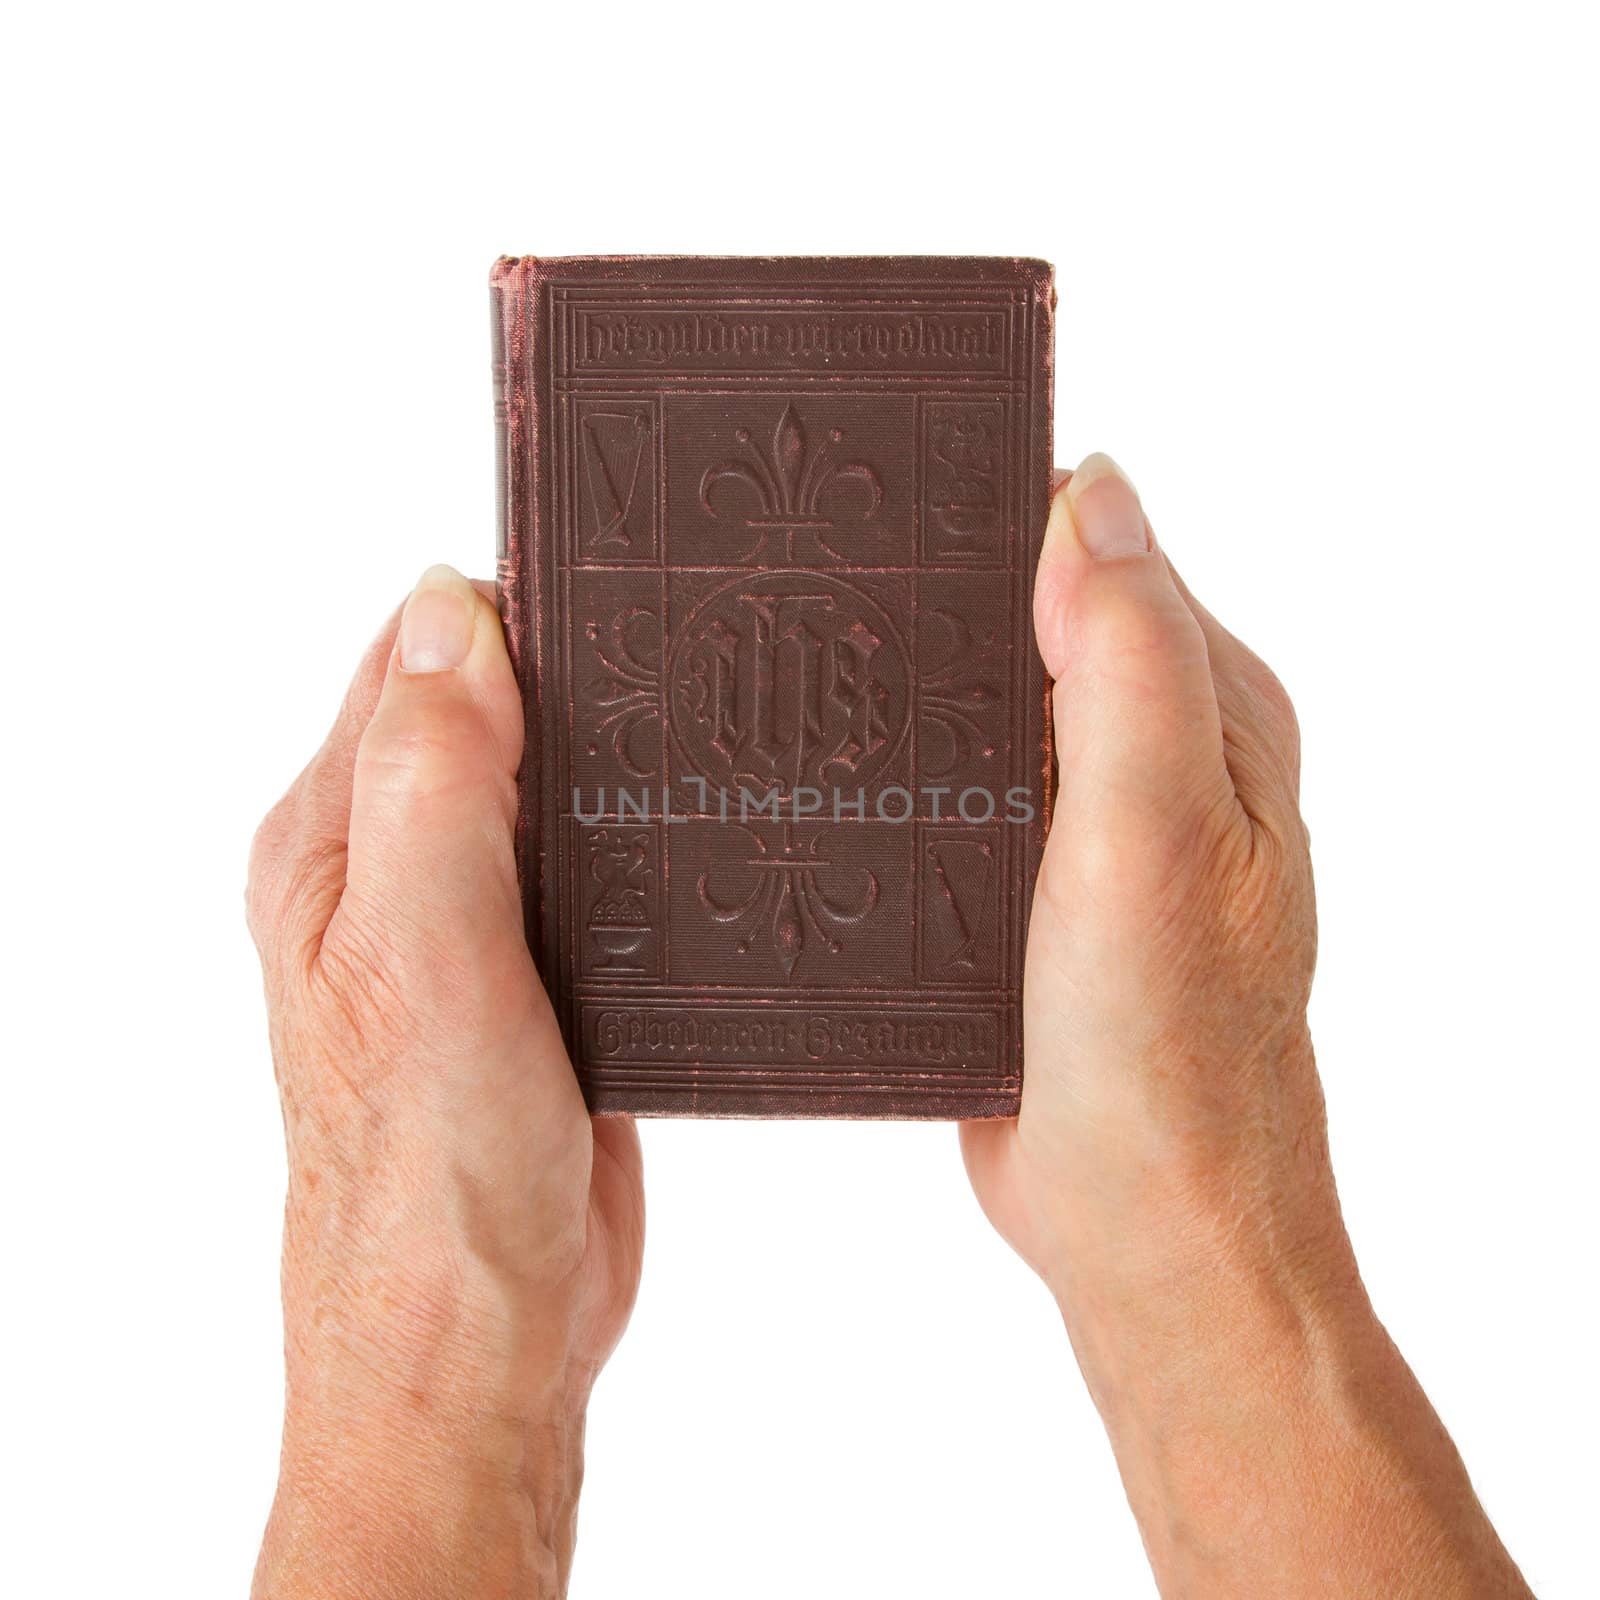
[697,823,880,979]
[699,402,884,563]
[669,572,909,799]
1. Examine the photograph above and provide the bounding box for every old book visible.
[492,255,1054,1117]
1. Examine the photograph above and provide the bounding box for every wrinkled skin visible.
[248,572,642,1597]
[248,465,1529,1599]
[964,459,1527,1596]
[966,455,1332,1328]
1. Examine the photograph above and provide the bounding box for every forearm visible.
[1051,1176,1530,1597]
[256,1439,574,1600]
[250,567,643,1597]
[254,1231,595,1600]
[255,1383,587,1600]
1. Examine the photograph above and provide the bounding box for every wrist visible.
[259,1375,590,1600]
[1039,1157,1524,1595]
[1049,1164,1369,1450]
[1048,1156,1365,1438]
[258,1230,597,1599]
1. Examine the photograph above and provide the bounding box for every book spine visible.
[490,258,543,969]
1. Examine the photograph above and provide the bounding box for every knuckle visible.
[316,900,527,1069]
[1236,648,1301,754]
[1049,777,1241,927]
[1216,644,1302,811]
[246,787,345,970]
[1254,663,1301,752]
[357,698,504,802]
[245,793,300,940]
[1075,586,1205,678]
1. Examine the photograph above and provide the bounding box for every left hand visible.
[247,565,644,1599]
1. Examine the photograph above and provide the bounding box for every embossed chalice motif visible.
[580,409,650,551]
[698,402,884,563]
[697,823,880,979]
[924,834,997,974]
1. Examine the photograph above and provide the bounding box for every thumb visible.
[336,564,531,986]
[1035,455,1237,873]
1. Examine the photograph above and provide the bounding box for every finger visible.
[1035,454,1241,873]
[330,565,578,1098]
[333,565,533,986]
[246,606,400,973]
[1165,559,1303,835]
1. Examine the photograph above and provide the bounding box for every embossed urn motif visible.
[669,571,910,800]
[585,827,655,973]
[699,402,884,563]
[698,823,880,979]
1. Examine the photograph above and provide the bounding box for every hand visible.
[247,567,644,1599]
[963,457,1529,1596]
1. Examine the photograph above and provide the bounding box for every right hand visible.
[965,451,1329,1320]
[962,454,1529,1597]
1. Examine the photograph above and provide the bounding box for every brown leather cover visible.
[492,255,1054,1117]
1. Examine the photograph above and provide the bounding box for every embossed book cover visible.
[492,256,1055,1116]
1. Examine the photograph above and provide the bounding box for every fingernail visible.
[1064,453,1150,560]
[398,564,476,672]
[1039,475,1077,565]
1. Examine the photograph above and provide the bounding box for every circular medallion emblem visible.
[668,571,910,799]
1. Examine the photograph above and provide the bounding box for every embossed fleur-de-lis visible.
[920,608,1001,778]
[583,608,660,778]
[699,403,883,562]
[697,823,880,979]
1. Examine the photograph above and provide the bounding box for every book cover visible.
[493,255,1054,1116]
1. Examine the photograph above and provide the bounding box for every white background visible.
[4,3,1596,1595]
